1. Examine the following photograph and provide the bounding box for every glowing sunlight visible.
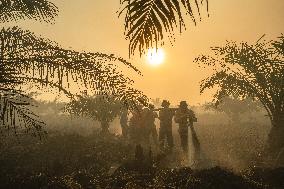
[147,48,165,66]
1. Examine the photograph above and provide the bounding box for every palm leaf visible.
[66,95,123,123]
[0,89,45,137]
[0,27,148,135]
[0,0,58,23]
[119,0,208,56]
[0,27,145,99]
[195,35,284,124]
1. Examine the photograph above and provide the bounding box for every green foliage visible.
[0,27,143,97]
[0,0,148,136]
[66,95,122,126]
[0,89,46,137]
[0,0,58,23]
[119,0,209,56]
[0,27,147,136]
[204,96,263,123]
[195,35,284,127]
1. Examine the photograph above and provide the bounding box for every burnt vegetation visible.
[0,0,284,188]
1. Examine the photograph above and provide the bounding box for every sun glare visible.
[147,48,165,66]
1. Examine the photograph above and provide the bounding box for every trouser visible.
[101,122,109,134]
[129,125,142,144]
[159,124,174,150]
[121,124,128,138]
[178,125,189,153]
[150,124,158,145]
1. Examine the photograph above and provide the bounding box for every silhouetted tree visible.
[0,27,147,136]
[66,95,123,134]
[204,96,262,124]
[0,0,149,137]
[119,0,209,56]
[0,0,57,136]
[0,0,58,23]
[195,35,284,157]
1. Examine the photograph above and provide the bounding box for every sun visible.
[147,48,165,66]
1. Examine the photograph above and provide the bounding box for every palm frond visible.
[0,27,145,100]
[66,95,123,124]
[0,0,58,23]
[195,35,284,123]
[119,0,208,56]
[0,89,45,137]
[272,34,284,55]
[0,27,148,135]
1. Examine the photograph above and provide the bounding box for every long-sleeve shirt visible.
[174,108,196,126]
[159,108,175,126]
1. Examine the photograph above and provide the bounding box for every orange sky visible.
[6,0,284,105]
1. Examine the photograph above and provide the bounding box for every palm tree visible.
[0,27,147,136]
[0,1,148,136]
[0,0,58,23]
[66,95,123,134]
[0,0,58,136]
[204,96,263,124]
[119,0,209,56]
[194,35,284,157]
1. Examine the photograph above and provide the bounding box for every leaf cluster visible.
[0,0,58,23]
[66,95,123,124]
[0,88,45,137]
[0,27,148,135]
[195,35,284,122]
[119,0,208,56]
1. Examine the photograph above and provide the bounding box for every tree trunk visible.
[101,121,110,134]
[267,114,284,161]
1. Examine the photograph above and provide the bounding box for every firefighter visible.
[141,104,158,146]
[129,105,143,144]
[174,101,197,153]
[158,100,175,151]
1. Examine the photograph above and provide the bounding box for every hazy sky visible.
[8,0,284,105]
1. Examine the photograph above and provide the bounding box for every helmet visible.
[179,101,188,108]
[161,100,170,107]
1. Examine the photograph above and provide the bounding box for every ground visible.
[0,132,283,189]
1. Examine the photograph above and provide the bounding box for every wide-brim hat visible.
[179,101,188,107]
[161,100,170,107]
